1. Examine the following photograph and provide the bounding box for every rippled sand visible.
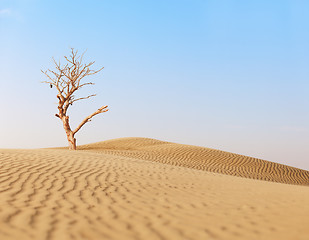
[0,137,308,240]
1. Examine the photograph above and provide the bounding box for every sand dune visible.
[78,137,309,185]
[0,138,309,240]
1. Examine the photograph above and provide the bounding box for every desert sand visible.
[0,137,308,240]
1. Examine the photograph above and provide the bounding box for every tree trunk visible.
[62,116,76,150]
[67,132,76,150]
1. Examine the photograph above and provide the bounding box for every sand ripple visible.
[0,138,309,240]
[79,137,309,185]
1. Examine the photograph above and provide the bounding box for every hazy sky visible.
[1,0,308,170]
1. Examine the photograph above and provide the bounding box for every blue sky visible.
[0,0,308,170]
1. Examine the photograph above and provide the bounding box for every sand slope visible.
[0,138,308,240]
[78,137,309,185]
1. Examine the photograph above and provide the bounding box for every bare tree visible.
[42,48,109,150]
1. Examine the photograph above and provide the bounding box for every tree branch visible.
[70,94,96,104]
[73,106,109,135]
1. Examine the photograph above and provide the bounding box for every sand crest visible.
[0,137,308,240]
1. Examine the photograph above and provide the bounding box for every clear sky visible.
[0,0,308,170]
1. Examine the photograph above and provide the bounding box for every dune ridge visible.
[0,137,309,240]
[78,137,309,186]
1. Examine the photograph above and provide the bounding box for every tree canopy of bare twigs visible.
[42,48,109,150]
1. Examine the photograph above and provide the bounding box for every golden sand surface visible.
[79,138,309,185]
[0,137,308,240]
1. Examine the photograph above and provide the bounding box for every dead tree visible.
[42,48,109,150]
